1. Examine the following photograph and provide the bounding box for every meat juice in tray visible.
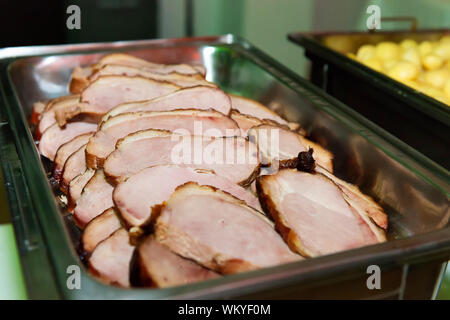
[32,52,388,288]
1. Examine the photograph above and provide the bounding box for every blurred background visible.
[1,0,449,77]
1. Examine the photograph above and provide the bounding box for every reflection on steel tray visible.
[0,35,449,299]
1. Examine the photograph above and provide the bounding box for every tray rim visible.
[287,29,450,124]
[0,34,449,299]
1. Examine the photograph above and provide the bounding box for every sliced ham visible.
[102,86,232,122]
[104,130,260,186]
[231,110,265,136]
[88,228,134,287]
[53,133,93,183]
[132,236,220,288]
[38,122,97,161]
[37,95,80,138]
[85,109,239,169]
[81,207,122,255]
[97,53,204,76]
[68,169,95,211]
[73,169,114,228]
[315,166,388,230]
[256,169,385,258]
[114,165,262,228]
[60,75,180,125]
[69,53,205,94]
[98,53,205,75]
[89,64,213,88]
[248,124,333,172]
[60,144,88,194]
[155,182,301,274]
[230,94,288,125]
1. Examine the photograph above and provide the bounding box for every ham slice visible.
[113,165,263,228]
[81,208,122,255]
[102,86,232,122]
[85,109,239,169]
[131,236,219,288]
[69,66,93,94]
[104,130,260,185]
[248,124,333,172]
[256,169,386,258]
[59,75,180,125]
[53,133,93,183]
[69,53,205,94]
[60,144,88,194]
[97,53,204,76]
[155,182,301,274]
[88,228,134,287]
[89,64,213,88]
[73,170,114,228]
[68,169,95,212]
[36,95,80,138]
[38,122,97,161]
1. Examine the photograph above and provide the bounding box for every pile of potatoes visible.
[350,35,450,105]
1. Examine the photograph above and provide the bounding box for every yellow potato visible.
[375,42,401,61]
[383,59,399,70]
[402,47,421,67]
[347,53,357,60]
[387,61,419,81]
[423,69,450,89]
[422,54,443,70]
[361,58,384,72]
[356,44,376,61]
[433,42,450,60]
[400,39,418,50]
[418,41,435,57]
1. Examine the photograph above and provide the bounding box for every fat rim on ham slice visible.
[154,182,301,274]
[60,144,88,194]
[256,169,386,258]
[68,168,95,212]
[103,130,260,186]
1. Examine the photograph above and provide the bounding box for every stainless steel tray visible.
[0,35,449,299]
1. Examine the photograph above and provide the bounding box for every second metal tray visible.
[0,35,449,299]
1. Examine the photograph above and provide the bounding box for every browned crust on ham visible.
[255,175,310,257]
